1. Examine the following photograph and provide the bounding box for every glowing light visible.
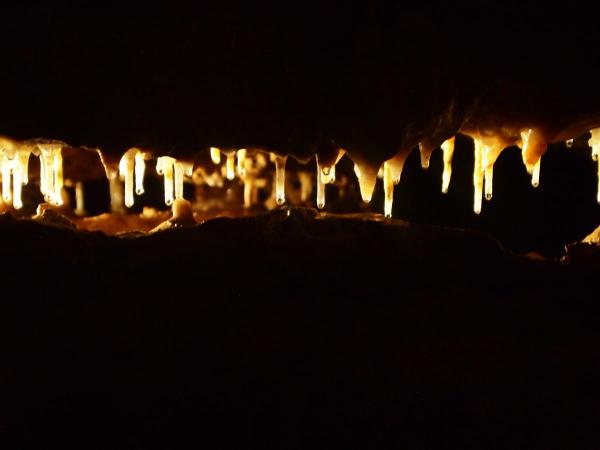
[321,164,335,184]
[531,158,541,188]
[53,150,63,205]
[12,162,22,209]
[316,161,326,209]
[135,151,146,195]
[386,153,406,186]
[11,150,30,210]
[473,139,483,214]
[38,145,63,206]
[157,156,192,206]
[210,147,221,164]
[243,177,254,208]
[520,128,546,186]
[237,149,247,176]
[482,145,493,200]
[274,155,287,205]
[419,142,433,169]
[1,151,12,203]
[383,161,394,218]
[174,162,185,200]
[225,152,236,180]
[441,137,455,193]
[566,139,574,148]
[588,128,600,203]
[119,149,136,207]
[354,162,377,203]
[157,156,175,205]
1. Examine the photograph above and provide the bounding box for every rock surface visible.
[1,209,598,447]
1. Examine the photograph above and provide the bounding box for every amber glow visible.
[0,123,597,234]
[441,137,455,194]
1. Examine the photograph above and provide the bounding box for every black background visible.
[2,2,600,448]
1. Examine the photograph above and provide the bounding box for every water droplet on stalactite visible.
[119,149,136,208]
[317,150,344,184]
[320,165,336,184]
[316,162,326,209]
[157,156,192,206]
[225,152,236,181]
[520,128,546,186]
[565,139,574,148]
[441,137,455,194]
[210,147,221,164]
[354,162,378,203]
[484,170,493,201]
[74,181,86,216]
[531,158,541,188]
[419,142,433,170]
[237,149,247,177]
[482,145,494,201]
[473,139,484,214]
[588,129,600,203]
[274,155,287,205]
[38,145,63,206]
[383,161,394,218]
[157,156,174,205]
[298,172,312,203]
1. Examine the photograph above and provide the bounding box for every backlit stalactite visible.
[589,128,600,203]
[237,149,247,177]
[383,161,394,218]
[156,156,175,206]
[318,149,345,185]
[481,143,505,201]
[1,150,13,203]
[157,156,193,206]
[520,128,547,188]
[11,150,31,209]
[38,145,63,206]
[419,142,434,169]
[226,152,236,181]
[210,147,221,164]
[354,162,378,203]
[387,152,407,186]
[473,138,484,214]
[0,121,599,227]
[134,151,146,195]
[274,155,287,205]
[316,161,326,209]
[119,149,136,208]
[441,137,455,194]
